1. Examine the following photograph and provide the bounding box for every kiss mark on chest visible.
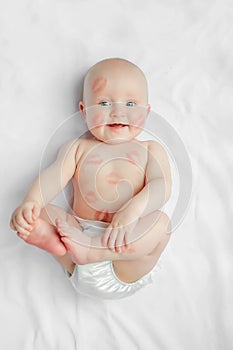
[106,171,123,184]
[85,153,104,165]
[85,191,98,204]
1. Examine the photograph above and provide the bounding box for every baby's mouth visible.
[107,123,128,128]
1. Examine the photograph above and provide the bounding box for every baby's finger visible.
[108,228,119,251]
[15,214,32,231]
[10,219,16,231]
[14,223,31,236]
[115,228,125,253]
[102,226,112,247]
[23,209,34,224]
[32,205,41,221]
[17,231,30,240]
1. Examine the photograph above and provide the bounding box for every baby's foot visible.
[55,219,91,265]
[18,218,66,256]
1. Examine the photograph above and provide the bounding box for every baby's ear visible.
[79,101,86,119]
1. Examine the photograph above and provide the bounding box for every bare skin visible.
[10,58,172,283]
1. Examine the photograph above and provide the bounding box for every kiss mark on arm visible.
[92,77,107,94]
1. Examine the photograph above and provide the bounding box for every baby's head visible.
[79,58,150,143]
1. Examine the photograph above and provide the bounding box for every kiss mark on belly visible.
[126,150,140,165]
[85,153,103,165]
[94,210,110,222]
[92,77,107,94]
[106,171,123,184]
[85,191,98,204]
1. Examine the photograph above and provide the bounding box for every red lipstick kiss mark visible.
[106,172,122,184]
[92,77,107,94]
[85,191,98,204]
[126,150,140,165]
[132,114,145,127]
[94,210,110,222]
[86,153,103,165]
[92,114,105,127]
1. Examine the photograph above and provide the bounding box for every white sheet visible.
[1,0,233,349]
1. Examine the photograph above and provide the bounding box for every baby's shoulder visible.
[138,139,163,152]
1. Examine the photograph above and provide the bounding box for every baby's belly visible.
[72,166,145,222]
[72,140,147,222]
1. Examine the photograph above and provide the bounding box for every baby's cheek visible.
[131,114,145,127]
[91,114,105,128]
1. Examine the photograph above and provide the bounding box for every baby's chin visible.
[89,125,142,144]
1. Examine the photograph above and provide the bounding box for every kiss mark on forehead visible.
[92,77,107,93]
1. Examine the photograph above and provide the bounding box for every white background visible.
[1,0,233,349]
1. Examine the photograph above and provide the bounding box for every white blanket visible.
[1,0,233,349]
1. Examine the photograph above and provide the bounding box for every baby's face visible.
[80,63,150,143]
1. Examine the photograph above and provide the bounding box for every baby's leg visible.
[57,210,171,282]
[18,205,80,273]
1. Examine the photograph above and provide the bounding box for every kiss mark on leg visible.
[92,77,107,94]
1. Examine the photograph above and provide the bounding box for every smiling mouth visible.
[107,123,128,128]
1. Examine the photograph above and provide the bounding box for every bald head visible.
[82,58,149,106]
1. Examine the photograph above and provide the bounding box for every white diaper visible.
[65,216,161,300]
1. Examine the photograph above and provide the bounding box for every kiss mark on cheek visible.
[106,172,122,184]
[126,150,140,165]
[132,114,145,127]
[85,191,98,204]
[92,77,107,94]
[92,114,105,127]
[85,153,104,165]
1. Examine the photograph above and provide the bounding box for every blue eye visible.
[99,101,111,107]
[126,101,136,107]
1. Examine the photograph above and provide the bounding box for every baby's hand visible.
[102,208,139,253]
[10,201,41,237]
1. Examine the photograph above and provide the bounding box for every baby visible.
[10,58,172,299]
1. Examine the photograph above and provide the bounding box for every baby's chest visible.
[76,142,147,204]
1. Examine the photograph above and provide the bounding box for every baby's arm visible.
[102,141,172,251]
[10,139,80,235]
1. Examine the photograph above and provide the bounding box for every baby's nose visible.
[110,103,126,118]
